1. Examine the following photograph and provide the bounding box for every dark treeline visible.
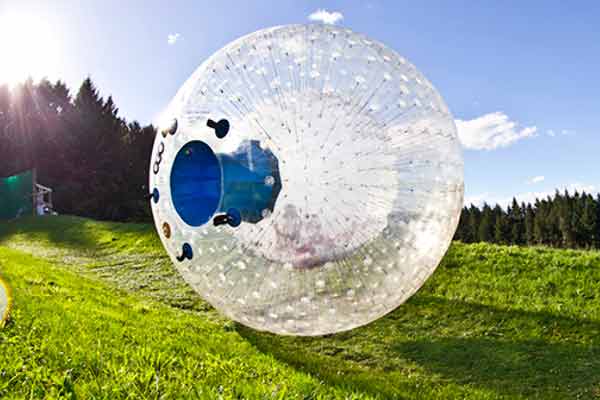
[455,191,600,249]
[0,78,156,221]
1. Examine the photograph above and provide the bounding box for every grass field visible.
[1,216,599,399]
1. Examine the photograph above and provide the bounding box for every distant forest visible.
[455,191,600,249]
[0,78,156,221]
[2,79,600,249]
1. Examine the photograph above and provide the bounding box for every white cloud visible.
[547,128,576,137]
[527,175,545,184]
[455,112,537,150]
[167,33,181,45]
[308,9,344,25]
[464,193,491,208]
[466,183,597,208]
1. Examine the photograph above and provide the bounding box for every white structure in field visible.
[150,24,464,336]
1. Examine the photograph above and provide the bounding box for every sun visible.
[0,11,61,87]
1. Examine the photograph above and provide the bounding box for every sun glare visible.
[0,12,61,87]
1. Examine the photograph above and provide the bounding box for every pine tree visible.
[533,199,547,245]
[454,206,470,242]
[558,190,575,248]
[0,77,157,221]
[0,84,13,174]
[493,206,508,244]
[447,192,600,250]
[509,198,524,245]
[596,194,600,249]
[468,205,481,243]
[120,121,156,220]
[580,194,597,248]
[524,203,535,245]
[478,204,494,243]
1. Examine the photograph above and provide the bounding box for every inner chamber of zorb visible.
[150,24,464,335]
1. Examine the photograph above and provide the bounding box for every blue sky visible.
[1,0,599,207]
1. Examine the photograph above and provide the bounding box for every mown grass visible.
[1,216,600,399]
[0,247,354,399]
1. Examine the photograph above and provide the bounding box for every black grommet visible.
[207,118,230,138]
[212,208,242,227]
[213,214,229,226]
[161,119,178,137]
[227,208,242,227]
[176,243,193,262]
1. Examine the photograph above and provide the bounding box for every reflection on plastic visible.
[150,24,464,336]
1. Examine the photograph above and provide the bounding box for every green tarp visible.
[0,170,34,220]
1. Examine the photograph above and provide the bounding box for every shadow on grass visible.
[0,215,158,253]
[238,296,600,399]
[395,337,599,398]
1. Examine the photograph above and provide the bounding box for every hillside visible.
[1,216,600,399]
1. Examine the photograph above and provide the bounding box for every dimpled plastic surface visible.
[0,278,9,325]
[0,285,6,314]
[150,24,464,336]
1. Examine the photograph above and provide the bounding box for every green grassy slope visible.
[1,216,600,399]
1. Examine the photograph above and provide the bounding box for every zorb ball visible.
[0,277,12,328]
[150,24,463,336]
